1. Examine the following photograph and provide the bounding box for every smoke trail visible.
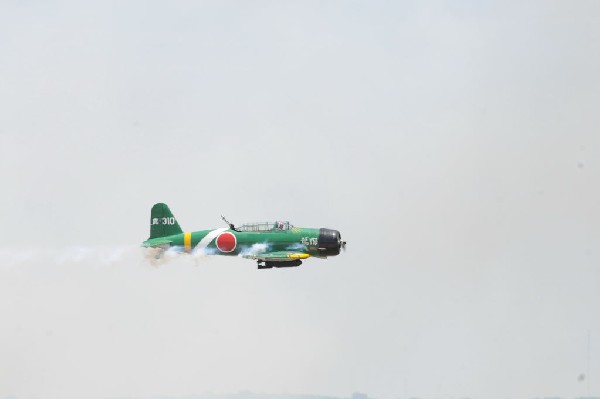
[102,246,130,264]
[285,242,306,251]
[238,243,270,257]
[0,243,251,270]
[192,246,219,257]
[0,248,39,270]
[144,245,190,266]
[0,245,155,270]
[143,245,224,267]
[54,246,95,264]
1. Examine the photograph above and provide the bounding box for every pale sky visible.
[1,1,600,399]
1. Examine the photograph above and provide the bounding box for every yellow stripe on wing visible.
[288,253,310,260]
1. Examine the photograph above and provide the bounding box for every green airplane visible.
[142,203,346,269]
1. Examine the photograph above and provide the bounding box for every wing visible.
[243,251,311,262]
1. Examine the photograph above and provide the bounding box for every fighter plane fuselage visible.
[142,203,345,269]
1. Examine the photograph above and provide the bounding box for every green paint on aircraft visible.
[142,203,345,269]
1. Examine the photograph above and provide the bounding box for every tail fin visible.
[149,203,183,239]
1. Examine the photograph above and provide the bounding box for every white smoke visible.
[102,246,130,264]
[285,242,306,251]
[143,245,224,267]
[54,246,95,264]
[191,246,219,257]
[0,243,270,270]
[0,246,156,270]
[0,248,38,270]
[238,243,270,257]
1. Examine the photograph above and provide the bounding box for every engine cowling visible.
[318,228,342,256]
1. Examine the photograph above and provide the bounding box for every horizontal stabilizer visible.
[142,238,172,247]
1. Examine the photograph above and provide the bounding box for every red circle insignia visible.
[216,232,237,253]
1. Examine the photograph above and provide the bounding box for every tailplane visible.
[149,203,183,239]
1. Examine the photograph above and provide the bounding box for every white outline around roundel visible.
[216,232,237,253]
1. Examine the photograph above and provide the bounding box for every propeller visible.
[338,232,347,252]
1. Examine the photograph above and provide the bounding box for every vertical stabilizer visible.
[149,203,183,239]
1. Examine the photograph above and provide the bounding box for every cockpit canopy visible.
[236,221,294,232]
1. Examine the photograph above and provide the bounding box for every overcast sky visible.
[1,1,600,399]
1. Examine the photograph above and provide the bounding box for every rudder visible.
[149,203,183,239]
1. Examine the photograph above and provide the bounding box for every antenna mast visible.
[221,215,239,232]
